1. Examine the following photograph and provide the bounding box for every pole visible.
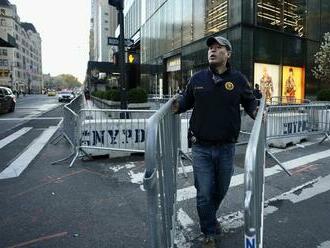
[118,5,128,117]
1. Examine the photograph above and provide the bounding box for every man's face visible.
[208,43,231,66]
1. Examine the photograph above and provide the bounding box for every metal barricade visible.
[267,103,330,140]
[143,98,180,248]
[269,96,311,105]
[52,94,84,166]
[266,103,330,176]
[244,97,266,248]
[79,109,156,153]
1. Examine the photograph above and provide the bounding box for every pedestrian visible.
[253,83,262,106]
[84,87,90,100]
[172,36,257,247]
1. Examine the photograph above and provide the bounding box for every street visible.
[0,95,330,247]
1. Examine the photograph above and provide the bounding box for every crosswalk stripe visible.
[0,117,62,121]
[0,126,58,179]
[177,137,324,175]
[0,127,32,149]
[177,148,330,202]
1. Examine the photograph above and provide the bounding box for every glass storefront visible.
[139,0,327,96]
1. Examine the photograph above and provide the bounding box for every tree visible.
[53,74,82,89]
[312,32,330,82]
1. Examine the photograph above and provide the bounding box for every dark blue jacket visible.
[178,67,257,143]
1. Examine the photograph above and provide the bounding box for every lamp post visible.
[108,0,128,118]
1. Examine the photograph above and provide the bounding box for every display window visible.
[282,66,305,102]
[254,63,280,103]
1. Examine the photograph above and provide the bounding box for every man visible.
[253,83,262,102]
[172,36,257,247]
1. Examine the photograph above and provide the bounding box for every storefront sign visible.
[166,56,181,72]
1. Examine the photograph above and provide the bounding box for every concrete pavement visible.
[1,102,330,247]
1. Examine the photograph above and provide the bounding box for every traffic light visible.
[108,0,123,10]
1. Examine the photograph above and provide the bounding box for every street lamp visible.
[108,0,128,118]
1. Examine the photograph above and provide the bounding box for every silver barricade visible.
[143,98,180,248]
[269,96,311,106]
[267,103,330,140]
[244,97,266,248]
[52,94,84,166]
[79,109,156,153]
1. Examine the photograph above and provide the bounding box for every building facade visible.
[123,0,329,99]
[0,0,42,93]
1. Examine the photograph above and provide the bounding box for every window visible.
[257,0,306,36]
[205,0,228,34]
[0,49,7,56]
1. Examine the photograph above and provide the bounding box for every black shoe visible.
[202,235,216,248]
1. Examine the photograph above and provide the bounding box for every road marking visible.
[177,149,330,202]
[0,127,32,149]
[177,137,324,175]
[7,231,68,248]
[317,241,330,248]
[0,126,59,179]
[175,175,330,243]
[177,208,194,230]
[278,174,330,203]
[0,117,62,121]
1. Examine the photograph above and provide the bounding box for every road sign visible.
[108,37,134,47]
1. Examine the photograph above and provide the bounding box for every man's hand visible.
[172,97,180,114]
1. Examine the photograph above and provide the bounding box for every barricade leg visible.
[266,148,292,176]
[178,150,191,178]
[319,132,330,144]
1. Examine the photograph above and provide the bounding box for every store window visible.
[257,0,306,37]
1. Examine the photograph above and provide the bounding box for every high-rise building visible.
[0,0,42,93]
[89,0,118,62]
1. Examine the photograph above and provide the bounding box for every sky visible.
[10,0,91,83]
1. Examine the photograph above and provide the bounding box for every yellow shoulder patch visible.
[225,81,234,91]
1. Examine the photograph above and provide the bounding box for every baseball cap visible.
[206,36,232,51]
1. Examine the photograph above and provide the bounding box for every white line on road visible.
[177,137,324,175]
[0,126,59,179]
[177,208,194,230]
[276,175,330,203]
[0,117,63,121]
[317,241,330,248]
[210,175,330,233]
[177,149,330,202]
[0,127,32,149]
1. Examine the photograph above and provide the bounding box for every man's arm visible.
[172,79,195,114]
[240,76,257,119]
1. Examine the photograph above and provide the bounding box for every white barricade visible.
[78,109,155,156]
[267,112,308,148]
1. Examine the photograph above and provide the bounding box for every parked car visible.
[47,89,57,96]
[0,86,16,113]
[58,91,75,102]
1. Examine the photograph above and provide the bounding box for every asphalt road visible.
[0,97,330,248]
